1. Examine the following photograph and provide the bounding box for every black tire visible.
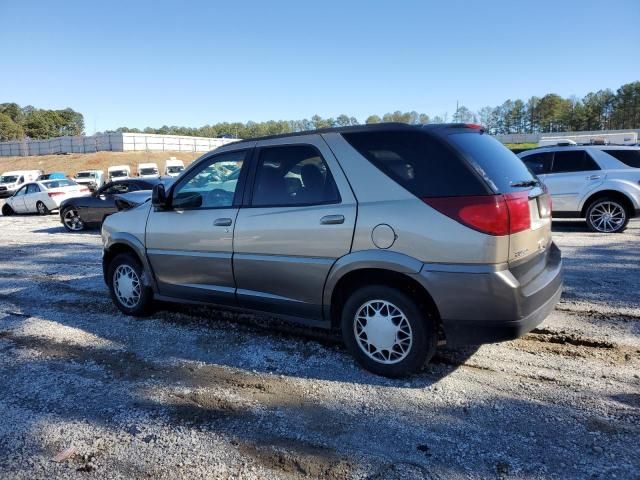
[341,285,437,377]
[61,206,86,232]
[1,204,14,216]
[107,253,154,316]
[585,197,630,233]
[36,201,49,215]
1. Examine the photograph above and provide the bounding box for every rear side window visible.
[26,184,41,194]
[448,133,538,193]
[342,130,487,197]
[522,152,553,175]
[603,149,640,168]
[551,151,600,173]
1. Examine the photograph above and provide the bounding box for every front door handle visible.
[587,174,601,180]
[320,214,345,225]
[213,217,232,227]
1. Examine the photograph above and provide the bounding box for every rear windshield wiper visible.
[510,179,539,188]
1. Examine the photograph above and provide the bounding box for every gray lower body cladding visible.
[413,243,563,346]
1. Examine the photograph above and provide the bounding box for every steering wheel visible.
[204,188,233,207]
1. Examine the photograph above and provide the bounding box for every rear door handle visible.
[213,218,232,227]
[587,175,601,180]
[320,215,345,225]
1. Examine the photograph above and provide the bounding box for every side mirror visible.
[152,184,169,209]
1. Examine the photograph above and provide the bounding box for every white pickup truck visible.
[164,157,185,177]
[137,163,160,178]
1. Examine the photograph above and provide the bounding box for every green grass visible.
[505,143,538,151]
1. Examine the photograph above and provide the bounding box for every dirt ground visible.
[0,212,638,479]
[0,151,202,179]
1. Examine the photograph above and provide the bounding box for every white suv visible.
[519,146,640,233]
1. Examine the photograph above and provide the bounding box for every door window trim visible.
[166,148,253,211]
[244,143,342,209]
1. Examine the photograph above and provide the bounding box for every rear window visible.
[603,149,640,168]
[448,133,538,193]
[342,130,487,197]
[42,179,75,188]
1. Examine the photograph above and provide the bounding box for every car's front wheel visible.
[1,204,14,216]
[585,197,630,233]
[107,253,153,316]
[36,201,49,215]
[341,285,437,377]
[61,207,86,232]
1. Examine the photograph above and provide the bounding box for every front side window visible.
[252,145,340,207]
[522,152,553,175]
[551,151,600,173]
[13,186,27,196]
[172,150,247,209]
[103,183,131,195]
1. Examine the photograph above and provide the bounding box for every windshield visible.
[76,172,95,178]
[448,132,538,193]
[167,166,183,173]
[0,175,18,183]
[42,179,76,188]
[110,170,128,178]
[604,149,640,168]
[140,168,158,175]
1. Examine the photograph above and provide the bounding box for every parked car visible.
[74,170,105,192]
[1,179,90,216]
[37,172,66,181]
[101,123,563,377]
[107,165,131,182]
[59,178,163,232]
[0,170,43,198]
[518,145,640,233]
[137,163,159,178]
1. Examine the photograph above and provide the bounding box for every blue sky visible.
[1,0,638,133]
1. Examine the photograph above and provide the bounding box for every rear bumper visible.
[413,242,563,346]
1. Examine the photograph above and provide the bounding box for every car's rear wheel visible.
[36,201,49,215]
[107,253,153,316]
[341,285,437,377]
[62,207,85,232]
[1,204,14,216]
[585,197,629,233]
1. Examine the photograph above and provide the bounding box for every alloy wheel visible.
[353,300,413,364]
[588,201,626,233]
[63,209,84,231]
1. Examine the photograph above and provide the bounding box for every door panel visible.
[10,187,27,212]
[546,150,602,212]
[233,136,357,320]
[145,148,250,305]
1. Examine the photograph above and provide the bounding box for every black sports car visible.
[59,178,165,232]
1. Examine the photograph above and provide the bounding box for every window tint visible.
[42,179,76,189]
[172,150,246,209]
[448,133,538,193]
[26,184,41,194]
[603,149,640,168]
[343,130,487,197]
[252,145,340,207]
[103,183,131,195]
[522,152,553,175]
[551,151,600,173]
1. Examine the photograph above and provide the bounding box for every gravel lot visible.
[0,211,638,480]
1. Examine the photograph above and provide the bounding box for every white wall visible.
[0,133,237,156]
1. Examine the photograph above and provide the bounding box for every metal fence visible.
[0,133,237,157]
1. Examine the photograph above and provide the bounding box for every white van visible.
[0,170,43,198]
[107,165,131,182]
[137,163,159,178]
[164,157,185,177]
[74,170,105,192]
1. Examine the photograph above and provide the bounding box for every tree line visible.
[0,103,84,142]
[1,81,638,142]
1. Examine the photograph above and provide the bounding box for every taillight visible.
[48,191,65,197]
[424,191,531,236]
